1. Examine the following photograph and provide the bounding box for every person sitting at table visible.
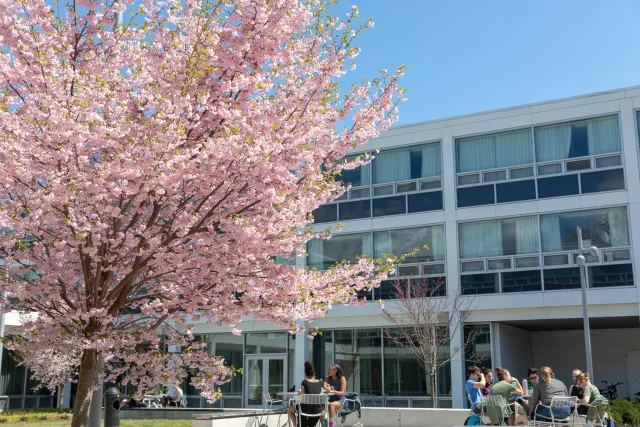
[480,368,493,397]
[324,364,347,427]
[570,368,587,415]
[488,367,523,426]
[529,366,569,421]
[124,396,147,408]
[465,366,485,413]
[288,361,325,427]
[526,368,539,394]
[163,381,184,407]
[576,372,607,421]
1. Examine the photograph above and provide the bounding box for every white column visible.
[449,310,465,408]
[62,381,72,409]
[490,323,502,370]
[293,323,309,390]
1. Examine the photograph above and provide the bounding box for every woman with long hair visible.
[324,364,347,426]
[529,366,569,421]
[288,361,325,427]
[488,366,523,425]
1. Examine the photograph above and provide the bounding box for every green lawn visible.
[2,421,191,426]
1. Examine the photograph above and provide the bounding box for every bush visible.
[609,399,640,426]
[0,418,6,423]
[57,414,71,420]
[38,415,48,420]
[18,416,28,422]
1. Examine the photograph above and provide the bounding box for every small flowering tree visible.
[0,0,406,425]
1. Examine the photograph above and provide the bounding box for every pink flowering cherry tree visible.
[0,0,405,425]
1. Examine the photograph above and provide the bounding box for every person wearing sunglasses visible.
[527,368,539,394]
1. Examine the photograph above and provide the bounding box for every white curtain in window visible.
[431,225,445,261]
[515,216,539,254]
[459,221,502,259]
[494,129,533,168]
[535,124,572,162]
[540,215,562,252]
[307,239,324,269]
[421,142,442,177]
[587,116,621,156]
[359,163,372,186]
[361,233,373,258]
[456,135,496,173]
[607,207,629,247]
[374,231,393,258]
[373,148,411,184]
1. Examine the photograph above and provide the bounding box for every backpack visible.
[464,414,484,425]
[605,416,619,427]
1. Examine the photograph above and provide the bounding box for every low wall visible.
[192,407,470,427]
[121,407,255,420]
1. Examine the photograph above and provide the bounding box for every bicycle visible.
[598,381,623,400]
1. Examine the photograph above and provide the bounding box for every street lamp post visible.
[575,226,598,379]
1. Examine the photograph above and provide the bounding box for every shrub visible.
[57,414,71,420]
[0,418,6,423]
[609,399,640,426]
[18,416,28,422]
[38,415,48,420]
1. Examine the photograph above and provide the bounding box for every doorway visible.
[244,356,287,408]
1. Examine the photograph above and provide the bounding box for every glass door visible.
[244,356,286,408]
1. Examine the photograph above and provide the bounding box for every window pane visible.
[384,330,429,396]
[595,155,621,168]
[566,159,591,171]
[208,335,244,395]
[339,200,371,220]
[456,128,533,173]
[537,175,579,198]
[424,263,445,275]
[337,155,371,187]
[408,191,443,213]
[515,256,539,268]
[461,261,484,272]
[372,196,406,217]
[603,249,631,262]
[543,267,581,290]
[398,265,420,276]
[374,225,445,262]
[350,187,370,199]
[589,264,634,288]
[377,279,400,300]
[496,180,536,203]
[312,204,337,223]
[464,324,492,372]
[307,233,372,270]
[535,116,621,162]
[374,143,441,184]
[580,169,625,194]
[457,185,494,208]
[540,207,629,252]
[488,259,511,270]
[396,182,417,193]
[355,330,383,395]
[420,179,442,190]
[510,167,534,179]
[245,332,287,354]
[459,216,538,259]
[543,254,569,266]
[460,273,499,295]
[458,174,480,186]
[483,170,506,182]
[374,185,394,196]
[501,270,542,293]
[537,163,563,175]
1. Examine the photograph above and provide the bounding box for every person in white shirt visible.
[163,381,184,407]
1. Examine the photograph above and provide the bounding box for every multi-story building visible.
[2,86,640,410]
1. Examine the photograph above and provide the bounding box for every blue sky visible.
[342,0,640,125]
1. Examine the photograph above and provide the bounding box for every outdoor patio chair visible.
[485,394,511,426]
[257,392,285,427]
[295,393,329,427]
[467,392,487,423]
[529,396,577,427]
[577,401,608,426]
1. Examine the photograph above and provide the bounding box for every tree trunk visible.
[58,383,65,413]
[430,368,437,409]
[71,349,99,427]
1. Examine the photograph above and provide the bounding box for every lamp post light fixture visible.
[576,226,599,379]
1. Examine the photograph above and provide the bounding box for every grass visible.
[0,420,191,426]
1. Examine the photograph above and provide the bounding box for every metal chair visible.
[529,396,577,426]
[258,392,285,427]
[485,395,511,426]
[467,392,487,423]
[295,393,329,427]
[578,401,608,426]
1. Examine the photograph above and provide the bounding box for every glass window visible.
[373,185,394,196]
[384,329,430,396]
[245,332,287,354]
[459,216,539,259]
[461,261,484,272]
[535,115,621,162]
[483,170,506,182]
[540,207,629,252]
[0,350,25,395]
[372,196,406,217]
[537,163,562,175]
[336,155,371,187]
[580,169,625,194]
[488,259,511,270]
[457,185,494,208]
[374,225,445,262]
[355,330,383,395]
[420,179,442,190]
[460,273,499,295]
[595,155,621,168]
[308,233,372,270]
[515,256,539,268]
[537,175,579,198]
[501,270,542,293]
[311,204,337,224]
[408,191,443,213]
[396,182,417,193]
[464,324,492,372]
[373,142,441,184]
[543,254,569,266]
[377,279,400,300]
[510,167,534,179]
[496,180,536,203]
[310,330,333,383]
[456,128,533,173]
[350,187,370,199]
[543,267,581,290]
[338,200,370,221]
[208,334,244,395]
[566,159,591,172]
[589,264,634,288]
[458,174,480,186]
[603,249,631,262]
